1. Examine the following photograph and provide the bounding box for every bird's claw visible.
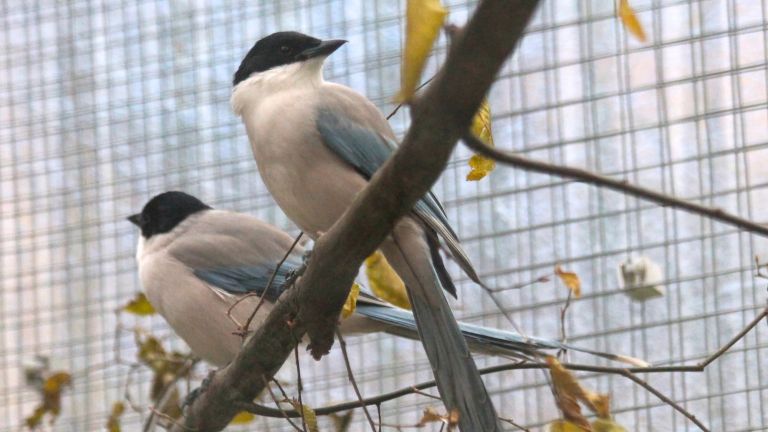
[285,250,312,286]
[301,249,312,265]
[182,369,217,408]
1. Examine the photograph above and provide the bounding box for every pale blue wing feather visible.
[194,257,302,302]
[316,108,480,285]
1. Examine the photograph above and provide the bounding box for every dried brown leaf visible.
[106,401,125,432]
[417,407,447,426]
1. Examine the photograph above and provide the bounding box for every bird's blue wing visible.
[194,257,302,302]
[317,109,453,232]
[316,108,480,284]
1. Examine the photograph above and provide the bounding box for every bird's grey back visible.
[166,210,304,270]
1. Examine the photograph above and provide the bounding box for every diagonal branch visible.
[462,134,768,237]
[170,1,540,430]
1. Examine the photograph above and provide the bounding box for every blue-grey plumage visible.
[130,192,648,369]
[230,33,500,425]
[230,34,478,298]
[130,192,385,367]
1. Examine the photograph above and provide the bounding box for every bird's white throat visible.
[230,58,325,116]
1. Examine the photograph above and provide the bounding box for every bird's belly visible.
[140,256,258,367]
[259,151,365,238]
[246,107,369,238]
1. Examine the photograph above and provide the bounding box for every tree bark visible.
[170,1,541,430]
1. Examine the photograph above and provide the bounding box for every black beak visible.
[297,39,347,60]
[127,213,143,227]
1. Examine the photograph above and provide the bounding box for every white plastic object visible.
[618,256,664,301]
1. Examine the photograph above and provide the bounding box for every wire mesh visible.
[1,0,767,430]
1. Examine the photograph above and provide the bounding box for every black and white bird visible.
[129,191,646,368]
[230,31,491,404]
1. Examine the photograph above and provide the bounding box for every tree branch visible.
[234,304,768,425]
[462,133,768,237]
[170,1,540,430]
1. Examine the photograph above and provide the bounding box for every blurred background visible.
[2,0,767,430]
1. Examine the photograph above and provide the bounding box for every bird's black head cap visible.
[128,191,211,239]
[233,31,346,86]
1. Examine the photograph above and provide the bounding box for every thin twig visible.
[294,344,308,432]
[498,416,530,431]
[264,377,303,432]
[557,289,574,360]
[619,370,709,432]
[377,404,382,432]
[699,301,768,368]
[237,232,304,339]
[122,364,144,413]
[487,274,551,293]
[755,256,768,279]
[410,387,442,401]
[224,231,303,333]
[336,329,378,431]
[242,303,768,419]
[148,407,196,432]
[462,133,768,237]
[477,280,526,336]
[386,77,435,120]
[143,358,199,432]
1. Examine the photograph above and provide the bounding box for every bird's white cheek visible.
[135,236,145,262]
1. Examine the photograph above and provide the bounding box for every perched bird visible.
[230,32,497,421]
[129,192,644,368]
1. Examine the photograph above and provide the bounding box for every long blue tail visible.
[355,303,648,367]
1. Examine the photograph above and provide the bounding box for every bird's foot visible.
[182,369,217,408]
[301,248,312,265]
[285,249,312,286]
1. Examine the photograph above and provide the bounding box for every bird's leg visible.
[285,249,312,287]
[182,369,217,408]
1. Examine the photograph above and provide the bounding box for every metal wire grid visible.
[1,0,767,430]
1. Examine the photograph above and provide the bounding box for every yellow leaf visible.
[289,401,319,432]
[395,0,448,102]
[330,411,354,432]
[555,265,581,298]
[25,406,47,428]
[618,0,647,42]
[26,371,72,428]
[467,154,496,181]
[230,411,256,425]
[365,251,411,309]
[591,394,612,419]
[548,356,612,429]
[43,372,71,394]
[137,334,166,370]
[549,419,592,432]
[122,292,156,316]
[592,418,629,432]
[341,283,360,319]
[467,99,496,181]
[471,99,494,145]
[106,401,125,432]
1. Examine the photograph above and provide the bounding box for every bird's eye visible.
[280,46,291,54]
